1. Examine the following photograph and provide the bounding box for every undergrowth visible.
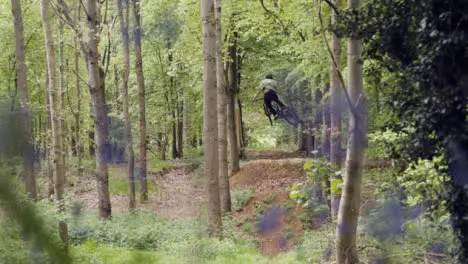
[231,187,255,212]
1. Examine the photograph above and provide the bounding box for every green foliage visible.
[69,212,201,250]
[290,159,341,207]
[367,129,407,160]
[0,173,71,263]
[231,187,255,212]
[398,155,448,209]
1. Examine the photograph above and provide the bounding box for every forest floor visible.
[72,149,379,258]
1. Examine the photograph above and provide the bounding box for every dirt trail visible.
[73,154,309,257]
[73,165,204,220]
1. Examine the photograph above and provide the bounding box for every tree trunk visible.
[74,34,83,178]
[86,0,112,219]
[237,98,246,155]
[45,67,55,197]
[11,0,36,200]
[40,0,68,245]
[118,0,136,210]
[113,64,120,112]
[176,92,183,157]
[336,0,367,261]
[171,108,178,159]
[202,0,222,237]
[132,0,147,202]
[215,0,231,214]
[330,0,342,221]
[183,93,191,149]
[322,84,331,159]
[169,52,178,160]
[227,32,240,174]
[58,20,67,177]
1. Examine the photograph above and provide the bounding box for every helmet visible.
[265,73,273,79]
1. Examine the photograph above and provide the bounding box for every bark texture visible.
[87,0,112,219]
[322,84,331,159]
[11,0,36,200]
[330,0,342,221]
[215,0,231,214]
[118,0,136,209]
[133,0,148,202]
[336,0,367,262]
[201,0,222,237]
[227,32,239,174]
[183,94,191,148]
[40,0,68,245]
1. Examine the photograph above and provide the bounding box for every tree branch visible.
[318,0,358,118]
[52,0,88,58]
[259,0,288,34]
[323,0,340,15]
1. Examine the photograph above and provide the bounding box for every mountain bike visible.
[254,98,302,128]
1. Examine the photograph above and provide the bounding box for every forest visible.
[1,0,468,263]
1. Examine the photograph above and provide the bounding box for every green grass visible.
[148,159,174,172]
[108,168,158,196]
[72,243,178,264]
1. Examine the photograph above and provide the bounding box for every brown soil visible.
[72,165,204,220]
[231,159,308,257]
[245,149,307,160]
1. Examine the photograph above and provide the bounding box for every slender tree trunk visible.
[171,108,177,158]
[74,34,83,178]
[202,0,222,237]
[336,0,367,261]
[40,0,68,245]
[45,67,55,197]
[215,0,231,214]
[58,20,67,177]
[237,99,245,152]
[169,52,178,159]
[114,65,120,112]
[132,0,147,202]
[11,0,36,200]
[86,0,112,219]
[227,32,239,174]
[322,84,331,159]
[329,0,342,221]
[118,0,136,209]
[183,93,191,149]
[176,91,183,157]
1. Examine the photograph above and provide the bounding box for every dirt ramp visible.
[232,159,307,191]
[230,159,308,257]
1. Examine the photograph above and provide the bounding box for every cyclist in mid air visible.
[252,73,286,120]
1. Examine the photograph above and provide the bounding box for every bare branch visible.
[71,68,91,89]
[323,0,341,15]
[52,0,89,57]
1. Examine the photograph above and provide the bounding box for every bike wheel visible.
[280,107,301,128]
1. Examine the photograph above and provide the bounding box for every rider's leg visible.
[271,92,285,108]
[264,91,277,116]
